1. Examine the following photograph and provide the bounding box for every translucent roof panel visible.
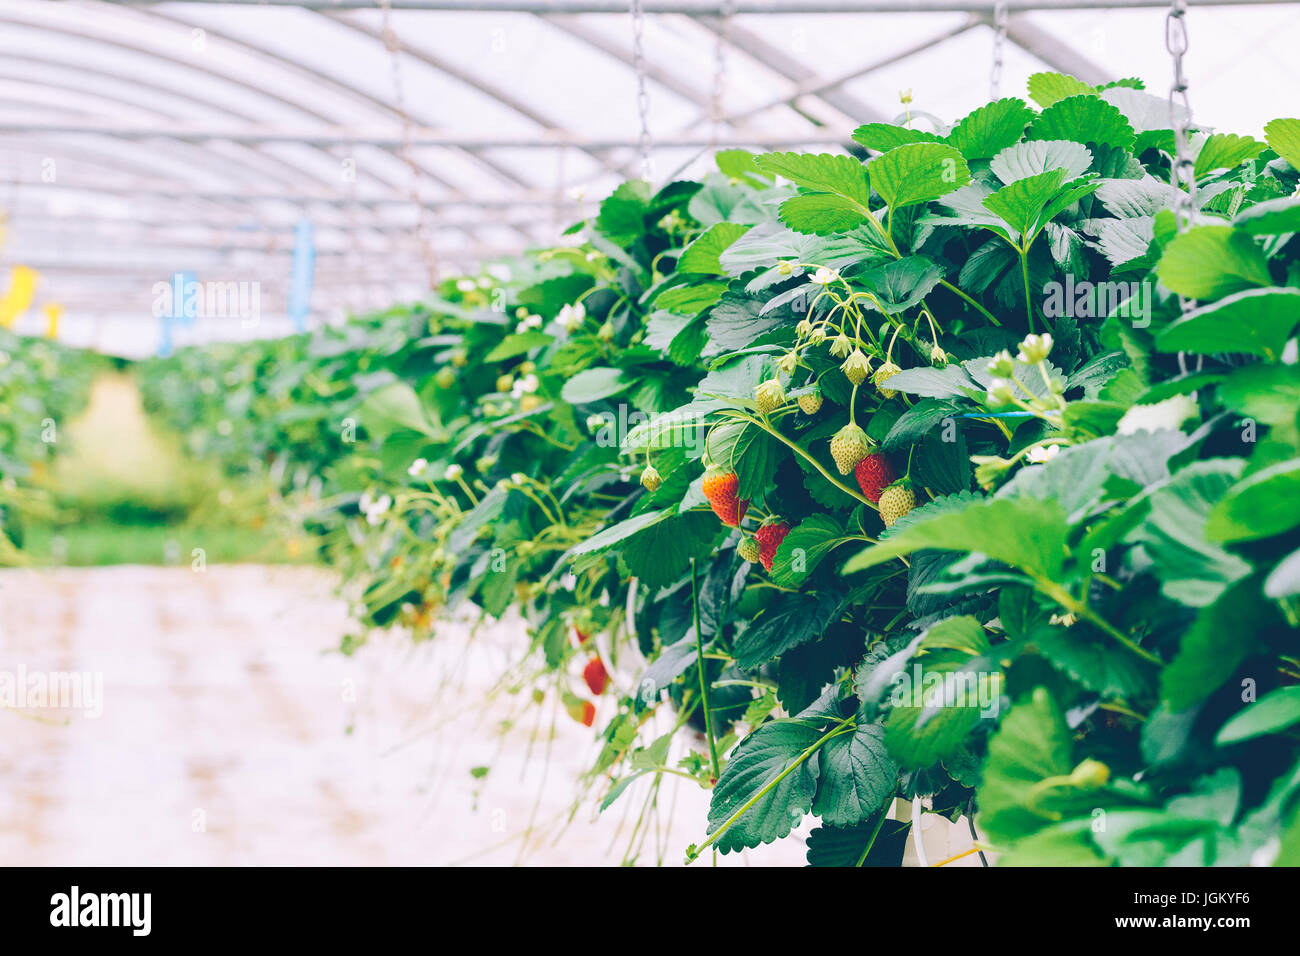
[1,0,1297,356]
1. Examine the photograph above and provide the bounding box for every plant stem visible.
[1039,579,1161,665]
[1020,248,1036,333]
[730,412,877,510]
[691,557,721,782]
[938,279,1002,327]
[854,804,890,866]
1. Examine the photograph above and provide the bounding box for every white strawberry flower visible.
[558,302,586,332]
[364,494,392,525]
[408,457,430,478]
[986,378,1016,405]
[1026,444,1061,464]
[1017,333,1053,364]
[810,267,839,286]
[444,464,464,482]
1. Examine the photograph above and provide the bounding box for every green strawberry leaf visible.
[1217,686,1300,746]
[706,720,823,853]
[770,513,844,588]
[947,97,1037,161]
[869,142,971,211]
[1155,225,1272,300]
[1029,93,1136,150]
[843,496,1070,579]
[1194,133,1265,178]
[1206,457,1300,542]
[990,139,1093,184]
[1026,72,1095,108]
[1264,117,1300,171]
[812,722,897,825]
[678,222,751,274]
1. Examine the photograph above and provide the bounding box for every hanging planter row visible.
[137,72,1300,866]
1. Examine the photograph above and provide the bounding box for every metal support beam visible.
[693,15,889,127]
[715,15,980,127]
[99,0,1295,11]
[999,13,1114,86]
[0,121,856,149]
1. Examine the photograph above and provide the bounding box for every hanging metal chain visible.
[709,0,737,142]
[1166,0,1196,233]
[1165,0,1200,369]
[380,0,438,287]
[990,1,1008,101]
[630,0,653,180]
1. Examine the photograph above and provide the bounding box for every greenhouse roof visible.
[2,0,1299,354]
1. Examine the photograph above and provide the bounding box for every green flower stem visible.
[1019,248,1037,333]
[728,411,877,511]
[691,557,721,783]
[854,803,892,866]
[452,475,480,506]
[938,279,1002,327]
[685,716,856,864]
[1038,579,1162,665]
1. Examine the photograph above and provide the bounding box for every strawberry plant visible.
[0,331,99,561]
[139,75,1300,867]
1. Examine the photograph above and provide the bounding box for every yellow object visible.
[44,302,62,340]
[0,265,38,328]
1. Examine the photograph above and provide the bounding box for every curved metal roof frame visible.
[3,0,1299,355]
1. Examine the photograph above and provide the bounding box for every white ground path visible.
[0,565,814,866]
[0,565,977,867]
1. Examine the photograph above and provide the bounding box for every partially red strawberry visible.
[854,452,896,504]
[755,520,791,572]
[566,699,596,727]
[702,466,749,527]
[573,627,591,646]
[583,656,609,696]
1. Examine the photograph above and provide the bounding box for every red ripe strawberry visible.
[566,699,596,727]
[755,520,791,572]
[854,452,896,504]
[583,656,609,696]
[702,466,749,527]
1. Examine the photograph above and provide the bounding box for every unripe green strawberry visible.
[754,379,785,415]
[829,422,869,475]
[1069,758,1110,788]
[878,481,915,527]
[640,464,661,492]
[842,348,871,385]
[797,389,823,415]
[874,361,902,399]
[738,536,761,564]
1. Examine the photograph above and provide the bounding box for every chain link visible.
[1166,0,1200,364]
[631,0,653,180]
[990,1,1008,101]
[1165,0,1196,234]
